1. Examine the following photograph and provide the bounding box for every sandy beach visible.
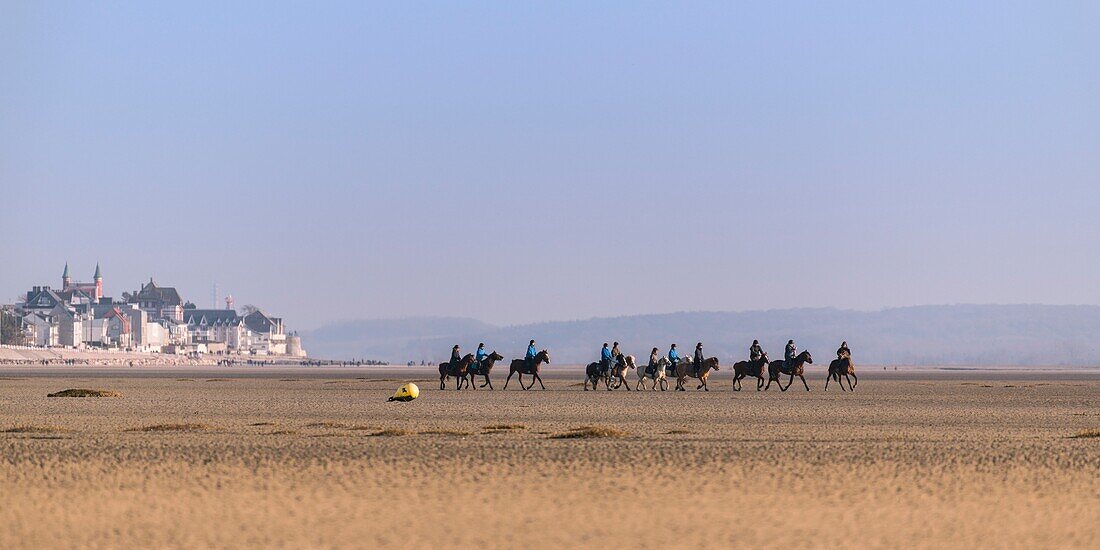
[1,365,1097,549]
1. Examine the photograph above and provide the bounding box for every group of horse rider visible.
[635,339,852,376]
[448,338,852,375]
[754,339,851,367]
[448,339,542,373]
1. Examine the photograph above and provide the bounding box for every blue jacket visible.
[526,345,537,360]
[601,347,612,361]
[668,348,679,361]
[476,348,488,361]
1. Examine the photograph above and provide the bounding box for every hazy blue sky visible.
[2,1,1098,330]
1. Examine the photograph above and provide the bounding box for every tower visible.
[62,262,71,290]
[225,295,234,311]
[93,263,102,300]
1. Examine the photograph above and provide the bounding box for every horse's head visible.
[538,350,551,363]
[624,355,636,369]
[488,351,504,361]
[760,351,769,363]
[800,350,813,364]
[709,357,720,371]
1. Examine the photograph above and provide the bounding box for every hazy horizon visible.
[3,2,1099,331]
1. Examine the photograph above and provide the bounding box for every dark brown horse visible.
[465,351,504,390]
[825,356,857,391]
[732,352,769,391]
[503,350,551,390]
[766,350,813,391]
[672,357,720,391]
[439,354,477,390]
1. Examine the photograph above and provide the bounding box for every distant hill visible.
[300,305,1100,366]
[300,317,496,362]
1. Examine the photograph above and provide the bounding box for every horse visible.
[765,350,813,391]
[439,353,477,390]
[636,356,669,391]
[825,355,857,392]
[503,350,551,390]
[607,354,636,390]
[731,352,769,391]
[465,351,504,390]
[585,354,633,390]
[672,357,720,391]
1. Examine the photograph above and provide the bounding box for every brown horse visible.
[503,350,551,390]
[465,351,504,390]
[765,350,813,391]
[439,354,477,390]
[732,352,769,391]
[825,356,857,391]
[672,357,720,391]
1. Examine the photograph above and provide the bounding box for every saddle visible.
[645,363,658,376]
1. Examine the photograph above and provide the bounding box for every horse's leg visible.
[824,371,831,391]
[485,375,494,390]
[534,372,546,390]
[503,370,514,390]
[800,375,810,391]
[850,373,857,389]
[757,376,764,391]
[781,374,792,392]
[440,374,446,391]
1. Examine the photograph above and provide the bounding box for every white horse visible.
[636,356,669,391]
[607,354,636,390]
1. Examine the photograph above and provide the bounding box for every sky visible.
[2,1,1099,330]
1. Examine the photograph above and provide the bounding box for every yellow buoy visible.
[388,382,419,402]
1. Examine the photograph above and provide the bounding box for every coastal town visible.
[0,263,306,360]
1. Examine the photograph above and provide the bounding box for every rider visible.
[785,340,797,372]
[526,339,538,369]
[668,344,680,374]
[600,343,613,375]
[475,343,488,373]
[837,341,850,360]
[449,345,462,367]
[749,339,763,362]
[693,342,704,377]
[648,347,659,375]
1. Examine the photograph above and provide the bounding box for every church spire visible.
[62,262,71,289]
[93,263,103,301]
[63,262,70,278]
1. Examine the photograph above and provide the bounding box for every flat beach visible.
[2,365,1097,548]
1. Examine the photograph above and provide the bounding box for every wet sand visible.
[2,365,1097,548]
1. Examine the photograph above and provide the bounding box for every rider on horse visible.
[785,340,797,372]
[837,341,850,360]
[750,339,763,362]
[449,345,462,367]
[474,343,489,373]
[526,340,537,369]
[600,343,613,375]
[693,343,704,377]
[647,347,660,376]
[668,344,680,373]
